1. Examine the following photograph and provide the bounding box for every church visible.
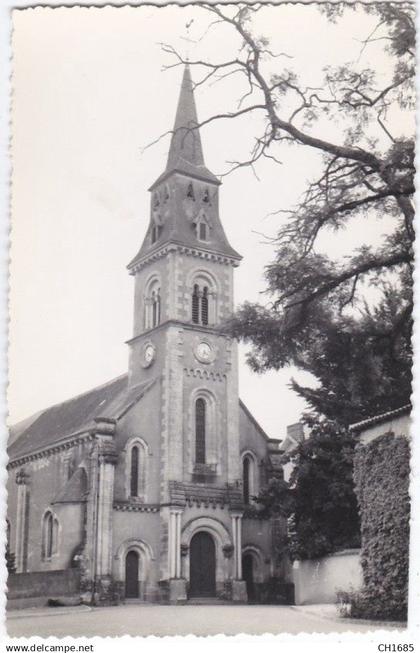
[7,65,287,605]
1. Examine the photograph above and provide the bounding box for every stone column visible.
[168,508,186,603]
[15,468,29,573]
[93,417,118,604]
[230,511,247,602]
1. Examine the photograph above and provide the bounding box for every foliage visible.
[352,432,410,621]
[256,415,360,560]
[162,4,414,423]
[6,544,16,574]
[229,283,412,425]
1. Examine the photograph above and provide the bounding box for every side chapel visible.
[7,65,287,604]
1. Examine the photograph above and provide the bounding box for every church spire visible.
[150,65,219,190]
[166,64,204,170]
[128,63,241,272]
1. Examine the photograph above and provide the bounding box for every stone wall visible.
[292,549,362,604]
[7,569,80,600]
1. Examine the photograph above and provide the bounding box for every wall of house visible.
[358,414,410,445]
[292,549,362,604]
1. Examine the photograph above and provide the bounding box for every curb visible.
[291,605,407,629]
[7,605,92,620]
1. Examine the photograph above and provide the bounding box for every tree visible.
[256,415,360,559]
[162,3,414,423]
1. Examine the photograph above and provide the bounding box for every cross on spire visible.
[180,19,195,61]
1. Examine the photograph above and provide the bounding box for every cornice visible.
[126,319,232,346]
[113,502,160,513]
[128,241,241,275]
[184,368,226,382]
[148,168,221,192]
[7,432,94,469]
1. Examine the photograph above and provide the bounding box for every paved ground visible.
[6,604,406,638]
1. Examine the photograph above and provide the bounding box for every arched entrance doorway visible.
[189,531,216,597]
[125,550,139,598]
[242,553,256,602]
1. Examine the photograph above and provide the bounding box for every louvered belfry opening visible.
[192,284,200,324]
[192,284,209,325]
[201,287,209,325]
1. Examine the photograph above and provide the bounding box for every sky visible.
[8,4,407,438]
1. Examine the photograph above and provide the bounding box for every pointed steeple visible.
[128,63,241,271]
[150,65,220,190]
[167,64,205,170]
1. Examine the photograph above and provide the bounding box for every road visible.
[6,604,405,638]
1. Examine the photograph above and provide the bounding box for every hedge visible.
[352,432,410,621]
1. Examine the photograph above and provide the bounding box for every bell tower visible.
[127,64,242,500]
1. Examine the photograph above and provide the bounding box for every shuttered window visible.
[201,287,209,325]
[192,284,200,324]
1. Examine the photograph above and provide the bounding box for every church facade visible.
[7,66,286,605]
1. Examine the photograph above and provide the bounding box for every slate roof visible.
[8,375,155,462]
[127,64,241,270]
[150,65,220,190]
[8,372,268,470]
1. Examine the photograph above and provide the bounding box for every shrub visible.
[352,432,410,621]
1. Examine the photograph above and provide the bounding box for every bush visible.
[352,432,410,621]
[5,543,16,574]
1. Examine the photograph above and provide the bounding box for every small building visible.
[349,404,411,444]
[7,65,287,605]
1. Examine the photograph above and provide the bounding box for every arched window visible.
[151,289,161,327]
[195,398,206,464]
[243,457,251,504]
[191,276,216,326]
[242,453,258,504]
[127,439,148,500]
[201,287,209,325]
[42,511,58,560]
[144,279,161,330]
[192,284,200,324]
[130,446,139,497]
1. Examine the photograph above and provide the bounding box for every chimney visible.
[287,422,304,443]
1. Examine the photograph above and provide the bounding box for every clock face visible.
[143,344,156,367]
[198,343,211,360]
[195,342,213,364]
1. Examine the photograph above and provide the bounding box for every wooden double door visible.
[189,531,216,597]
